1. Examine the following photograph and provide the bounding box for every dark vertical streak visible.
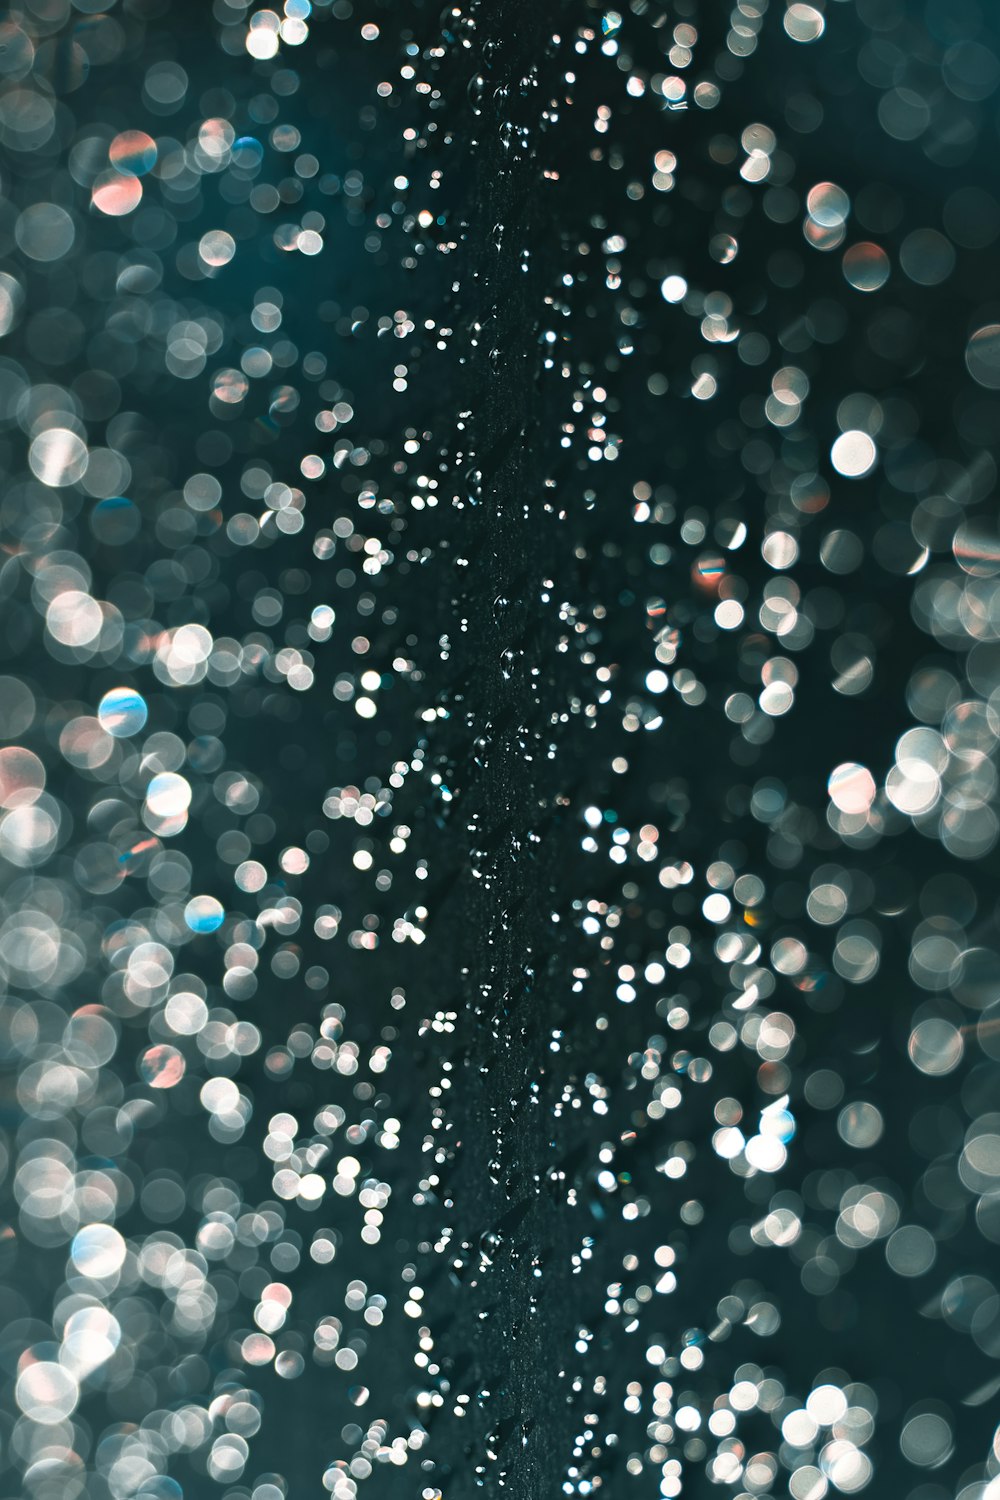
[418,4,590,1490]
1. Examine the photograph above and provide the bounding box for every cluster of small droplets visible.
[1,0,1000,1497]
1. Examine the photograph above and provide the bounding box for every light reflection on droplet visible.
[145,772,192,819]
[830,430,877,478]
[185,894,225,933]
[71,1223,126,1278]
[139,1043,187,1088]
[966,324,1000,389]
[97,686,148,738]
[842,241,889,292]
[91,171,143,216]
[109,129,157,174]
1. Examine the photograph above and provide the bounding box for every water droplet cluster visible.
[1,0,1000,1496]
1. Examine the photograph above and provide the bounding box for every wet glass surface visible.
[1,0,1000,1495]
